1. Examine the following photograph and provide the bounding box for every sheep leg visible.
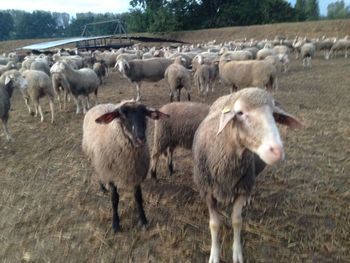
[38,104,44,122]
[232,195,246,263]
[187,90,191,101]
[49,98,54,124]
[167,147,174,176]
[99,181,108,193]
[150,151,161,179]
[109,182,121,232]
[57,92,62,111]
[74,96,80,114]
[24,97,33,114]
[94,89,99,105]
[135,83,141,101]
[134,185,148,227]
[2,118,12,141]
[176,89,181,101]
[169,91,174,102]
[231,85,238,93]
[86,96,90,110]
[207,194,221,263]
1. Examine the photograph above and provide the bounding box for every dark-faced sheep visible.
[192,87,302,263]
[82,100,168,232]
[150,101,209,179]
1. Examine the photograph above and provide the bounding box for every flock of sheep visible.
[0,33,348,263]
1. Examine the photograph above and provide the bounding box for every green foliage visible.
[327,0,350,19]
[305,0,320,20]
[0,12,14,40]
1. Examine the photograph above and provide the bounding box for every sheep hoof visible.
[99,182,108,193]
[168,164,174,176]
[150,170,157,180]
[113,224,122,233]
[138,219,148,229]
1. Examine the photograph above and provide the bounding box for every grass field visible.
[0,20,349,263]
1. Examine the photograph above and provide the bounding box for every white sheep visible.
[193,87,302,263]
[301,43,316,68]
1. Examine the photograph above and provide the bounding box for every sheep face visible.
[95,102,169,148]
[217,88,302,165]
[5,74,27,92]
[115,59,129,75]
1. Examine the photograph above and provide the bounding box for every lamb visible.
[93,60,108,85]
[0,61,17,76]
[150,101,210,179]
[301,43,316,68]
[21,70,55,123]
[50,61,99,114]
[192,87,302,263]
[82,100,168,232]
[116,58,173,101]
[164,57,192,102]
[0,74,27,140]
[219,59,278,92]
[194,56,219,95]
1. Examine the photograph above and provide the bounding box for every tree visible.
[305,0,319,20]
[295,0,307,21]
[327,0,350,19]
[0,12,14,40]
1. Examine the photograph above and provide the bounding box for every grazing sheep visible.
[116,58,173,101]
[326,39,350,59]
[21,70,55,123]
[265,54,290,73]
[50,61,99,114]
[164,57,192,102]
[0,74,27,140]
[150,101,210,179]
[193,87,302,263]
[256,47,276,60]
[301,43,316,68]
[219,59,278,92]
[93,61,108,85]
[82,100,168,232]
[273,45,290,56]
[194,57,219,95]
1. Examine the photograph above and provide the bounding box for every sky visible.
[1,1,350,16]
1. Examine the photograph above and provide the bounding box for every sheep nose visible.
[269,145,284,161]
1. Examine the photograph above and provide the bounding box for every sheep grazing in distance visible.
[150,101,210,179]
[164,57,192,102]
[82,101,169,232]
[93,60,108,85]
[116,58,173,101]
[0,74,27,140]
[50,61,99,114]
[194,56,219,95]
[301,43,316,68]
[192,87,302,263]
[219,58,278,92]
[21,70,55,123]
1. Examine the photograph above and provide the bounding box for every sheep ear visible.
[273,104,303,129]
[146,107,169,120]
[95,110,121,124]
[217,108,236,135]
[4,76,11,85]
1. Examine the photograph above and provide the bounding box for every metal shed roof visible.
[18,35,113,50]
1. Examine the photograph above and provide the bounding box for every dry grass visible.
[0,22,350,262]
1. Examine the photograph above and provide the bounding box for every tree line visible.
[0,0,349,41]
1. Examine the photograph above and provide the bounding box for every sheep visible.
[192,87,302,263]
[116,50,142,62]
[82,100,168,232]
[273,45,290,56]
[326,39,350,59]
[30,59,50,76]
[116,58,173,101]
[256,47,276,60]
[0,74,27,140]
[301,43,316,68]
[164,57,192,102]
[21,70,55,123]
[93,60,108,85]
[265,54,290,73]
[150,101,210,179]
[194,57,219,95]
[50,61,99,114]
[220,50,253,61]
[219,59,278,92]
[51,72,70,111]
[0,61,17,76]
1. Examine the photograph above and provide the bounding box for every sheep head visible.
[95,102,169,148]
[217,87,302,165]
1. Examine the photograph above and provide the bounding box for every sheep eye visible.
[236,111,243,116]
